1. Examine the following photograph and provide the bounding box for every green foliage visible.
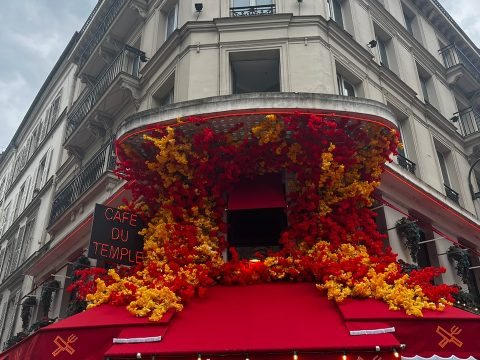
[40,279,60,317]
[20,296,37,331]
[396,217,421,263]
[447,246,472,285]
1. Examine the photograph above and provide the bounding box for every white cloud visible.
[0,73,33,150]
[438,0,480,47]
[0,0,97,149]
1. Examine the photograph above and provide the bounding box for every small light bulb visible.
[393,349,399,358]
[293,351,298,360]
[197,354,202,360]
[475,308,478,312]
[246,355,250,360]
[342,354,347,360]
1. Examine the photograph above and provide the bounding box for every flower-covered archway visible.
[73,111,456,321]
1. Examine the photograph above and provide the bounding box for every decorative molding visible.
[65,145,84,161]
[130,1,147,19]
[105,34,124,52]
[79,74,96,87]
[87,113,113,138]
[98,46,116,64]
[120,80,142,110]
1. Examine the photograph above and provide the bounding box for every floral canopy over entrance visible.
[72,111,457,321]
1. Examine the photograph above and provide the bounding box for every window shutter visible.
[0,298,8,341]
[7,292,21,339]
[19,219,35,264]
[24,176,32,206]
[11,226,26,270]
[40,149,53,187]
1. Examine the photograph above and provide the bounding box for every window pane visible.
[404,13,414,34]
[256,0,273,5]
[166,7,176,38]
[332,0,344,28]
[437,151,450,187]
[343,80,355,97]
[378,39,389,68]
[233,0,250,7]
[419,76,429,103]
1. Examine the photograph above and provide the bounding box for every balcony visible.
[230,4,276,17]
[76,0,126,69]
[454,107,480,137]
[73,0,146,77]
[397,154,417,175]
[444,184,460,204]
[49,141,115,225]
[439,44,480,94]
[65,45,144,146]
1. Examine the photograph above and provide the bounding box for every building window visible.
[377,37,389,68]
[373,24,398,73]
[231,0,275,16]
[419,75,429,103]
[401,3,415,35]
[416,64,436,106]
[436,147,460,203]
[227,173,287,260]
[45,92,62,132]
[35,155,46,191]
[436,150,450,187]
[152,74,175,107]
[231,50,280,94]
[328,0,344,28]
[165,4,178,39]
[13,182,26,218]
[337,74,355,97]
[0,202,11,236]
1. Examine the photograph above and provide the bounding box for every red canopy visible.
[1,283,399,360]
[338,298,480,358]
[2,283,478,360]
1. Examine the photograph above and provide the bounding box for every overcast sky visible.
[0,0,478,151]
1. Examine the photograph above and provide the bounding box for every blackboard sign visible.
[88,204,145,266]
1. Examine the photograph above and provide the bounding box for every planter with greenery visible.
[396,217,421,263]
[67,256,91,316]
[447,245,472,285]
[20,296,37,332]
[39,279,60,317]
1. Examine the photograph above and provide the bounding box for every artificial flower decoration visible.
[70,112,457,320]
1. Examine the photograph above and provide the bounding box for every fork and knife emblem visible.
[436,325,463,348]
[52,334,78,357]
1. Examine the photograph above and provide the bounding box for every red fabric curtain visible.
[228,173,286,210]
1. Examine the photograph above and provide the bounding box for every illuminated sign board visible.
[88,204,144,266]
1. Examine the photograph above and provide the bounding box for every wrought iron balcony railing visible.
[79,0,104,35]
[49,141,116,225]
[66,45,144,140]
[444,184,460,204]
[397,154,417,175]
[77,0,126,68]
[230,4,276,17]
[454,107,480,137]
[439,43,480,84]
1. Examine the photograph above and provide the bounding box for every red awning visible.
[228,173,286,210]
[0,305,172,360]
[338,298,480,358]
[105,283,399,358]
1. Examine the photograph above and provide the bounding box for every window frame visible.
[165,3,178,40]
[328,0,344,28]
[336,74,356,97]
